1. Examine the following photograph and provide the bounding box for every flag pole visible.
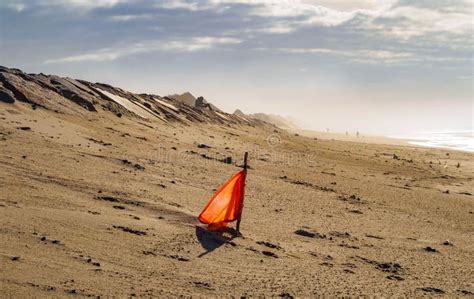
[236,152,248,233]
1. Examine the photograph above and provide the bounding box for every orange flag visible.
[198,169,247,230]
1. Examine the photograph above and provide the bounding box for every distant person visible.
[345,131,348,137]
[356,131,360,138]
[326,128,329,133]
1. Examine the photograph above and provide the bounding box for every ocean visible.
[389,131,474,153]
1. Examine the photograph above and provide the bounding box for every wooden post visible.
[236,152,248,233]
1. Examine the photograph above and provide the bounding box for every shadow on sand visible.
[195,226,240,257]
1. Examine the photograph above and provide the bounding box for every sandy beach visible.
[2,0,472,296]
[1,90,473,296]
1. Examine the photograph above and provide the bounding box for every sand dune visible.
[0,67,473,297]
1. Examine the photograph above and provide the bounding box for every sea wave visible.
[389,131,474,152]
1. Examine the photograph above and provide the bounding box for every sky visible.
[0,0,472,135]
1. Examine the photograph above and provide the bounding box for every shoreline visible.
[292,129,474,153]
[406,141,474,153]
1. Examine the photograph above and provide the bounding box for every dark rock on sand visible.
[133,164,145,170]
[338,194,364,204]
[354,256,404,275]
[458,289,474,295]
[329,231,353,239]
[424,246,438,253]
[365,234,384,240]
[377,262,403,274]
[257,241,281,250]
[113,225,147,236]
[339,243,360,249]
[193,281,213,290]
[197,143,211,149]
[169,255,189,262]
[282,177,335,192]
[442,240,453,246]
[420,287,445,294]
[279,292,294,298]
[294,229,326,239]
[387,274,404,281]
[121,159,145,170]
[97,196,119,203]
[262,251,278,258]
[40,236,61,245]
[221,156,232,164]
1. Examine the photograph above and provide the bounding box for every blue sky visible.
[0,0,472,134]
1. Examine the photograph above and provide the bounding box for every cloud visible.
[2,0,126,11]
[279,47,415,64]
[371,4,473,39]
[5,0,471,40]
[43,36,242,64]
[153,0,472,39]
[277,46,470,65]
[155,0,385,28]
[3,0,472,69]
[108,14,152,22]
[259,24,295,34]
[156,0,203,11]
